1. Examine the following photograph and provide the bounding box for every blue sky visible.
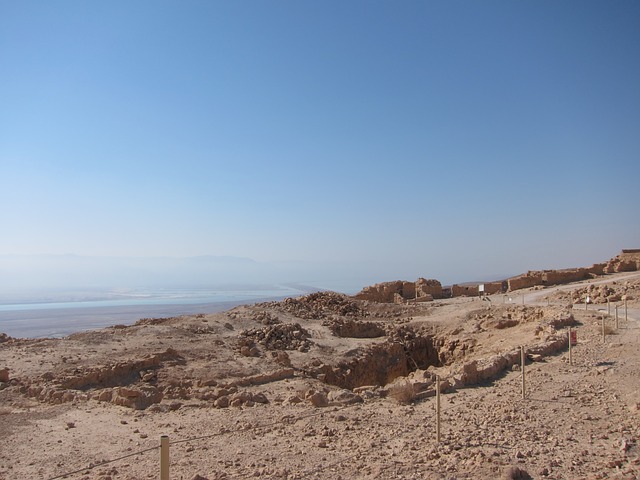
[1,1,639,288]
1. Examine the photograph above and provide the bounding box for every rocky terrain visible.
[1,272,639,479]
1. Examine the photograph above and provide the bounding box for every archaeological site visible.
[1,250,639,479]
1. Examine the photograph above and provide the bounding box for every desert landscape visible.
[1,251,640,480]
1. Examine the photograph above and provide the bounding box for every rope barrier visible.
[45,401,357,480]
[46,445,158,480]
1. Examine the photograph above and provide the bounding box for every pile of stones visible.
[238,323,312,354]
[263,292,365,320]
[251,311,281,325]
[571,283,625,304]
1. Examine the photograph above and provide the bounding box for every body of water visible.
[0,285,316,338]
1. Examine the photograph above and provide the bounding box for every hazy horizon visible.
[0,249,621,306]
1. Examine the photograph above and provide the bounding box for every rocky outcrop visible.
[0,333,15,344]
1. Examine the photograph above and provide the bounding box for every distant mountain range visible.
[0,254,278,290]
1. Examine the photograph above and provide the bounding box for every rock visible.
[0,368,9,382]
[112,386,163,410]
[503,466,532,479]
[191,475,209,480]
[214,396,230,408]
[252,392,269,404]
[96,389,114,402]
[309,391,329,408]
[328,389,364,405]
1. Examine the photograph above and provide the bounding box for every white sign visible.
[478,284,485,293]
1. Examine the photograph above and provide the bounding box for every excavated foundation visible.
[308,334,443,390]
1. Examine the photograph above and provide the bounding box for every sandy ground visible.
[1,272,639,480]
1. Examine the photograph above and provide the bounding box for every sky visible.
[1,1,639,291]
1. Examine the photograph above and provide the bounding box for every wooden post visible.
[625,299,628,323]
[568,328,572,366]
[615,306,619,330]
[602,316,606,343]
[435,375,441,443]
[521,346,526,400]
[616,305,619,328]
[608,299,610,315]
[160,435,169,480]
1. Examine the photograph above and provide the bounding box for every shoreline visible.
[0,296,291,339]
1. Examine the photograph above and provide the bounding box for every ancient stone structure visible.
[507,266,602,291]
[449,281,505,297]
[507,250,639,291]
[354,278,443,303]
[451,284,479,297]
[604,249,640,273]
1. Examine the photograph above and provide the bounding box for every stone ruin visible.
[353,278,443,303]
[352,249,640,304]
[506,250,640,291]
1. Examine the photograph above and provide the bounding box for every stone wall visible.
[507,251,639,292]
[507,272,544,291]
[542,268,591,285]
[416,278,443,299]
[605,250,640,273]
[483,281,506,294]
[354,278,443,303]
[451,284,479,297]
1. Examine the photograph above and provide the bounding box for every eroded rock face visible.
[309,342,411,390]
[323,318,385,338]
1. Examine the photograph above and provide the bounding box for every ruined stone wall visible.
[605,250,640,273]
[588,263,606,276]
[416,278,443,299]
[507,272,544,291]
[543,268,590,285]
[353,281,404,303]
[354,278,442,303]
[509,268,595,291]
[451,285,479,297]
[483,281,505,294]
